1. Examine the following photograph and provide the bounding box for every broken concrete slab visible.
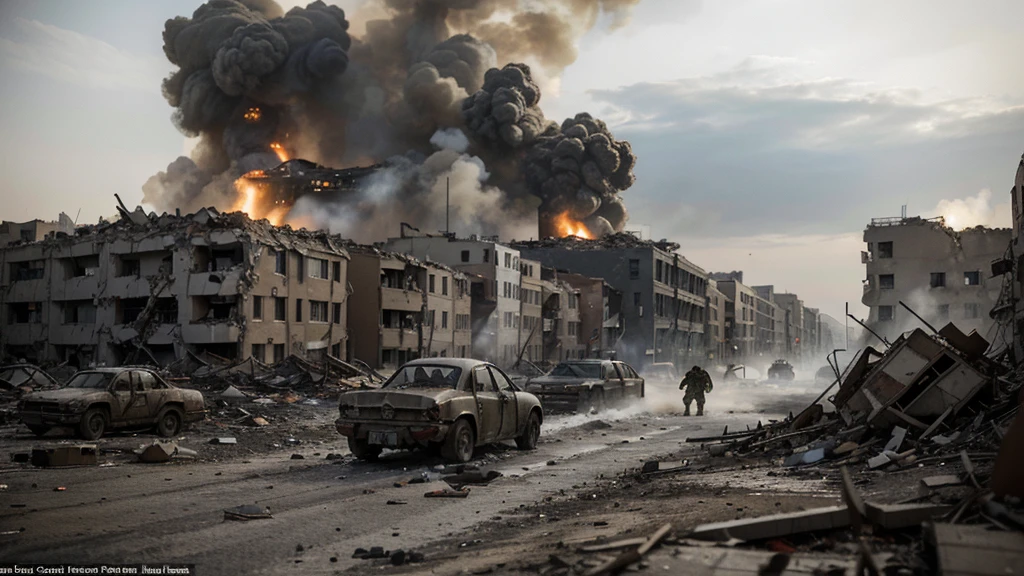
[425,488,470,498]
[884,426,908,452]
[219,386,248,401]
[644,545,891,574]
[136,441,196,463]
[209,437,237,445]
[920,475,962,490]
[865,501,950,529]
[223,505,272,520]
[834,441,859,456]
[30,445,98,467]
[690,505,850,542]
[930,523,1024,576]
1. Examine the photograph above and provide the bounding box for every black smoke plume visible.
[145,0,640,239]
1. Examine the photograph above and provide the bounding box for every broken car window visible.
[384,365,462,389]
[66,372,115,389]
[550,362,603,379]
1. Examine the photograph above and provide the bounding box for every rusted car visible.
[524,359,644,413]
[335,358,543,463]
[17,367,207,439]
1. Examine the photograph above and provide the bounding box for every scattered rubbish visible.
[691,506,850,542]
[352,546,388,559]
[443,469,501,489]
[425,488,470,498]
[584,522,672,576]
[223,505,272,521]
[884,426,907,452]
[920,475,963,490]
[929,523,1024,576]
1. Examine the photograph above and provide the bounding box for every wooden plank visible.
[886,407,928,430]
[920,407,953,440]
[579,538,648,553]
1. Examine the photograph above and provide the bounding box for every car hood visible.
[527,376,600,387]
[22,388,102,403]
[339,388,462,409]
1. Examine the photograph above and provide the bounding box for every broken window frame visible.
[930,272,946,288]
[332,302,342,324]
[308,257,329,280]
[442,276,448,296]
[253,296,263,321]
[274,250,287,275]
[629,259,640,279]
[877,241,893,259]
[879,274,895,290]
[296,298,303,322]
[274,297,287,321]
[460,250,470,263]
[878,305,895,322]
[963,271,981,286]
[309,300,329,323]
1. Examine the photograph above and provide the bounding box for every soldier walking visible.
[679,365,713,416]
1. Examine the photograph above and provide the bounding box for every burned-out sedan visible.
[525,359,645,413]
[18,367,207,440]
[335,358,543,463]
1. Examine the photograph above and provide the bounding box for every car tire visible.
[79,407,108,440]
[27,424,50,437]
[515,410,541,451]
[156,407,183,438]
[441,418,475,463]
[348,437,381,461]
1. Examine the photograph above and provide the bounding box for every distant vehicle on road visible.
[17,367,206,440]
[335,358,543,463]
[525,359,644,413]
[642,362,678,382]
[767,359,796,381]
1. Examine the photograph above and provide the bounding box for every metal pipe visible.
[898,300,939,334]
[847,313,890,348]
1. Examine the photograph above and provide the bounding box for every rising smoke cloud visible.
[144,0,640,239]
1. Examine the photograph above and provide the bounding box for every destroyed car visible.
[18,367,207,440]
[767,359,795,381]
[0,364,60,394]
[525,359,644,412]
[335,358,543,463]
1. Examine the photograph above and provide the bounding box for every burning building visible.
[143,0,640,243]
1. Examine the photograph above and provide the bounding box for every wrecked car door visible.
[471,365,501,443]
[109,372,134,418]
[122,371,153,423]
[135,371,165,418]
[488,366,519,439]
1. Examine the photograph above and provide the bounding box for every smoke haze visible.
[143,0,641,239]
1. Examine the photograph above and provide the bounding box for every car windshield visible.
[384,365,462,389]
[65,372,115,389]
[550,363,602,378]
[0,368,31,386]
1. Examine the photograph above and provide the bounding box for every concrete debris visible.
[223,505,272,521]
[443,470,501,489]
[209,438,237,445]
[929,523,1024,576]
[30,445,98,467]
[425,488,470,498]
[136,441,197,463]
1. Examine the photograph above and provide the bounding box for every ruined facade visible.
[1008,154,1024,362]
[539,272,585,362]
[0,214,75,247]
[518,259,544,364]
[513,236,708,370]
[557,271,622,360]
[715,279,757,360]
[384,234,523,367]
[705,280,728,362]
[346,245,471,369]
[862,216,1011,344]
[0,208,349,366]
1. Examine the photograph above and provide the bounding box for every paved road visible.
[0,381,816,575]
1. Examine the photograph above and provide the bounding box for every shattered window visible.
[252,344,265,362]
[629,259,640,279]
[332,261,341,282]
[273,343,285,362]
[930,272,946,288]
[308,257,329,279]
[461,250,470,263]
[384,365,462,389]
[274,297,287,321]
[964,271,981,286]
[332,302,342,324]
[877,241,893,259]
[429,274,436,293]
[310,300,328,323]
[296,298,303,322]
[442,276,448,296]
[253,296,263,320]
[483,249,489,263]
[66,372,114,389]
[879,274,894,290]
[878,305,894,322]
[274,250,287,275]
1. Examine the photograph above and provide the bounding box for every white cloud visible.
[0,17,168,93]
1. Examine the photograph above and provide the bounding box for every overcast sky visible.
[1,0,1021,321]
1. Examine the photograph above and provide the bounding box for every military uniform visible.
[679,366,713,416]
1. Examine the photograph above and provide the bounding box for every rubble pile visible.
[511,233,680,253]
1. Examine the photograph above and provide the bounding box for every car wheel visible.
[79,407,108,440]
[347,436,382,461]
[156,407,183,437]
[515,410,541,450]
[26,424,50,437]
[441,418,475,463]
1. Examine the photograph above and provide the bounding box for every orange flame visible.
[269,142,288,163]
[243,107,261,122]
[231,177,287,226]
[553,212,593,239]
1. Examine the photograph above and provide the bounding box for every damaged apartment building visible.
[862,214,1011,345]
[0,207,350,367]
[345,243,471,369]
[512,234,707,370]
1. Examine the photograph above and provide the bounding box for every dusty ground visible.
[2,378,934,575]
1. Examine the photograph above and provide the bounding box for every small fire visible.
[553,212,593,239]
[270,142,288,163]
[231,176,287,226]
[243,107,261,123]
